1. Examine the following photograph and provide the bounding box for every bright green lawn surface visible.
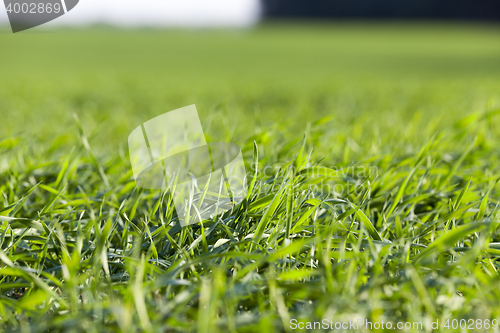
[1,22,500,332]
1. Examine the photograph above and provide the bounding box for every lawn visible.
[1,22,500,332]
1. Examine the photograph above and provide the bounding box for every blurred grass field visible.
[1,22,500,332]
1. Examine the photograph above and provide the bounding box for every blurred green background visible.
[1,22,500,161]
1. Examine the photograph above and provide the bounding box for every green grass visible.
[1,22,500,332]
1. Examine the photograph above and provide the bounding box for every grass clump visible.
[1,23,500,332]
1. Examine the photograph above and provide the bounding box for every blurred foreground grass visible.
[1,22,500,332]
